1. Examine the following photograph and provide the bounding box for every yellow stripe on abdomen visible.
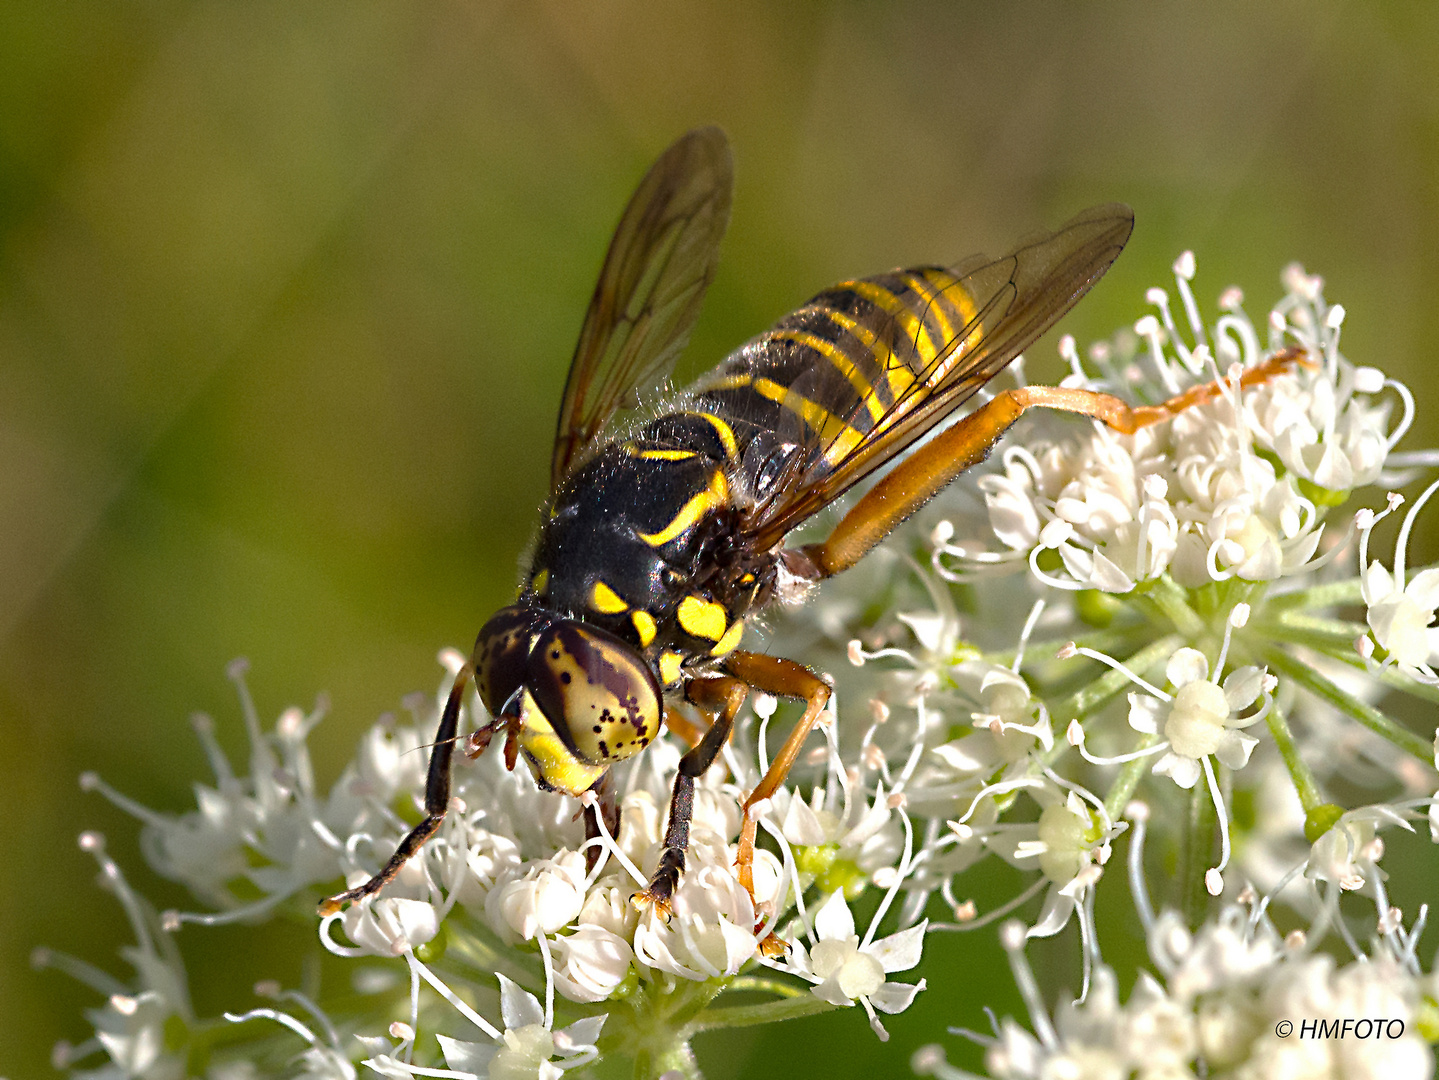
[825,307,917,402]
[840,279,938,367]
[770,329,887,422]
[753,376,864,466]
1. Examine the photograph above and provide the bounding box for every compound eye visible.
[527,620,663,765]
[474,605,549,717]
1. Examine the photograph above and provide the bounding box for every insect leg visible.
[720,652,831,904]
[662,705,708,750]
[317,664,473,916]
[797,348,1306,578]
[633,677,748,918]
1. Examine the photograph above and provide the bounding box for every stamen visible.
[999,921,1056,1047]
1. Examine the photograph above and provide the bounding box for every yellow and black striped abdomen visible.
[689,267,982,475]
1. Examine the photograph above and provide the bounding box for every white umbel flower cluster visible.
[44,252,1439,1080]
[938,257,1411,594]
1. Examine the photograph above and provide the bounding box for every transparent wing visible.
[551,127,733,488]
[742,204,1134,549]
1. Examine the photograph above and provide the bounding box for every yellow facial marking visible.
[659,651,684,686]
[688,411,739,460]
[637,469,730,547]
[637,448,699,461]
[515,690,608,796]
[752,377,864,466]
[589,580,628,614]
[711,619,744,656]
[677,595,728,642]
[631,610,657,647]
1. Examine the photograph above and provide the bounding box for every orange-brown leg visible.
[798,348,1307,578]
[632,677,749,917]
[662,705,708,750]
[318,664,474,915]
[720,651,832,898]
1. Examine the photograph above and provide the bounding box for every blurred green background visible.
[4,2,1438,1076]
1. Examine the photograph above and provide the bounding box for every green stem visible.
[1374,664,1439,707]
[688,994,838,1032]
[1257,644,1431,761]
[1263,576,1364,611]
[1268,611,1368,641]
[1051,634,1183,724]
[1143,576,1206,639]
[724,975,809,999]
[990,623,1148,669]
[1261,625,1364,656]
[1103,734,1160,822]
[1263,704,1325,814]
[1181,773,1217,927]
[1262,623,1439,709]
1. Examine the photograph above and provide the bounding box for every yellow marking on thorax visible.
[636,448,699,461]
[637,468,731,547]
[590,580,628,614]
[659,650,684,686]
[631,610,657,647]
[825,308,916,401]
[530,568,549,594]
[711,619,744,656]
[771,329,886,422]
[841,279,938,367]
[687,411,739,460]
[677,595,728,641]
[752,377,864,465]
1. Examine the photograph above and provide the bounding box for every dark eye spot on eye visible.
[592,724,602,734]
[552,650,561,659]
[560,672,571,684]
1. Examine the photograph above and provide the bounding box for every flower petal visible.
[864,921,927,974]
[1166,648,1209,688]
[869,979,927,1014]
[498,973,545,1031]
[812,890,857,941]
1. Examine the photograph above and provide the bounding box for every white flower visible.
[34,833,195,1080]
[551,925,635,1003]
[486,851,589,943]
[780,891,926,1040]
[632,842,772,981]
[1305,803,1414,893]
[434,974,604,1080]
[937,257,1419,595]
[984,785,1113,940]
[1357,480,1439,684]
[1134,648,1270,790]
[334,895,441,956]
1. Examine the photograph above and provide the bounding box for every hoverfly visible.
[319,127,1276,932]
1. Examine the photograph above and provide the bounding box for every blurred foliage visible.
[3,2,1438,1076]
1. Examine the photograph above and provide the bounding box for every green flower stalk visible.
[41,255,1439,1078]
